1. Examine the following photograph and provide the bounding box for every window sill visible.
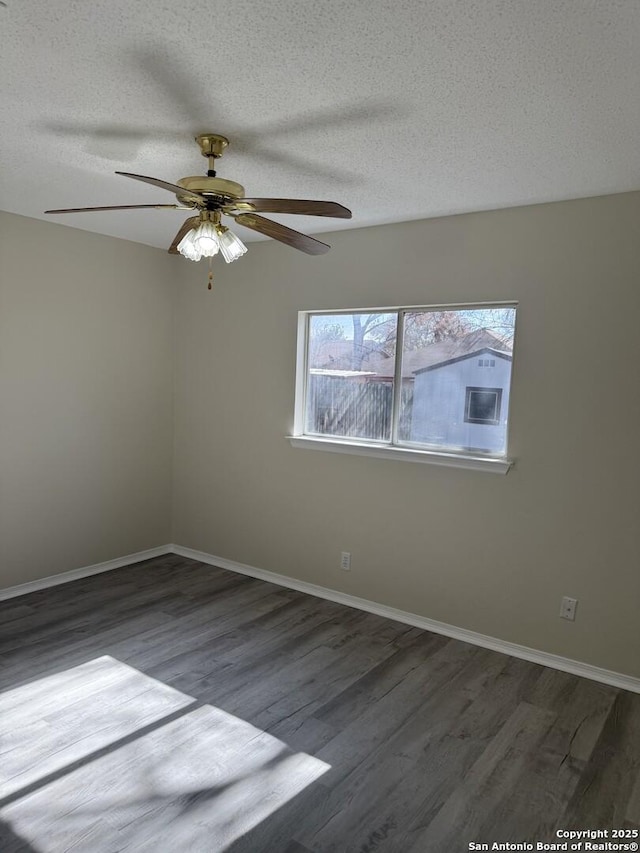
[287,435,513,474]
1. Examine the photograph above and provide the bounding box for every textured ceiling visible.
[1,1,639,250]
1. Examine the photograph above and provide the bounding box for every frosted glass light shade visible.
[217,227,247,263]
[177,220,246,264]
[193,221,219,257]
[177,230,203,261]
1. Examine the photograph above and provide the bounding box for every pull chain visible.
[207,257,213,291]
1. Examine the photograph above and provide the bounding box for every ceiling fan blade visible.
[45,203,182,214]
[115,171,205,203]
[227,199,352,219]
[168,216,200,254]
[233,213,330,255]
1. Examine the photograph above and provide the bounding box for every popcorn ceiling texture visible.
[1,0,639,248]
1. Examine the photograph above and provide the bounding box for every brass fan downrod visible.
[195,133,229,177]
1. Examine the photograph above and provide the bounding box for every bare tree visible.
[350,314,395,368]
[312,306,516,370]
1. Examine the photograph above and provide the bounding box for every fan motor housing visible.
[176,176,245,206]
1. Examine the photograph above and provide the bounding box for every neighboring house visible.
[410,347,512,452]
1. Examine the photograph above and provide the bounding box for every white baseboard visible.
[171,543,640,695]
[3,541,638,695]
[0,545,172,602]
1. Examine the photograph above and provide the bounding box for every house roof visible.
[399,329,512,376]
[413,347,512,375]
[311,328,513,379]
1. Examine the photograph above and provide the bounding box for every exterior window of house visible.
[293,303,517,468]
[465,387,502,425]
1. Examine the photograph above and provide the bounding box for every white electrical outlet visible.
[340,551,351,571]
[560,596,578,621]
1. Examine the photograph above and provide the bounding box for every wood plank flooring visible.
[0,553,638,852]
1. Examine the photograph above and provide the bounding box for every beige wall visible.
[0,212,175,588]
[2,195,638,679]
[173,192,640,678]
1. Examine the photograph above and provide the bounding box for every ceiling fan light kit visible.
[45,133,351,289]
[175,210,248,278]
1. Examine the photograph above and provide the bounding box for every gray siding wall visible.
[410,354,512,453]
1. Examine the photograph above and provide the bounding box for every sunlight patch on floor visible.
[0,656,330,852]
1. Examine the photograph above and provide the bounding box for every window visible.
[465,387,502,425]
[292,303,517,472]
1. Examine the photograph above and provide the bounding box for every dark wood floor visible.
[0,554,638,852]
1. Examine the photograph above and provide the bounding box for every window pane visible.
[398,307,516,454]
[305,312,397,441]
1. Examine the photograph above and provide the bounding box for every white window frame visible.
[288,301,517,474]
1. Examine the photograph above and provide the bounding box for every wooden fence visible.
[306,374,413,440]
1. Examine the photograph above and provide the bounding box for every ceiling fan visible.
[45,133,352,287]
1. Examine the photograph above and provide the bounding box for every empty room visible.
[1,2,639,851]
